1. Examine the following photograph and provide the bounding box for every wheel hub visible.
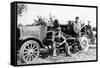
[28,49,33,54]
[82,41,87,47]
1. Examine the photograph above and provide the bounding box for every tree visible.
[17,3,27,17]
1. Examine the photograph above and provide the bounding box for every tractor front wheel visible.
[80,36,89,52]
[20,40,40,64]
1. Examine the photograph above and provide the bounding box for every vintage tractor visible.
[17,18,89,64]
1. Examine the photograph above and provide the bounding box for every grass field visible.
[17,44,96,65]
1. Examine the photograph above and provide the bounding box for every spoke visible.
[32,44,35,49]
[29,44,31,49]
[26,55,29,61]
[24,53,28,58]
[26,54,30,61]
[29,55,33,61]
[33,47,38,51]
[30,55,33,61]
[28,55,31,61]
[34,51,38,53]
[27,44,30,49]
[23,53,28,56]
[32,54,35,59]
[29,55,32,62]
[23,51,28,54]
[31,55,33,60]
[30,44,33,49]
[23,52,28,56]
[24,48,28,51]
[83,42,86,46]
[32,53,36,57]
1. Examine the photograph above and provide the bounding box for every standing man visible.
[87,21,95,44]
[73,16,82,37]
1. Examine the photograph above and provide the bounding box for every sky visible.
[17,3,96,27]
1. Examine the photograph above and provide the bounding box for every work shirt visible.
[73,21,81,34]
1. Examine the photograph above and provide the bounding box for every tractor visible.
[17,17,89,64]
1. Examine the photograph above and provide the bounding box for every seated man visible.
[52,27,70,57]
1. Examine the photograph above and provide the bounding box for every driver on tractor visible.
[73,16,81,37]
[73,17,83,50]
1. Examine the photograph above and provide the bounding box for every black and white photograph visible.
[11,2,97,66]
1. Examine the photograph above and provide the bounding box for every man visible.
[87,21,95,44]
[73,17,81,36]
[73,17,84,50]
[52,27,70,57]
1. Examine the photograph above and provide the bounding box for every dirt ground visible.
[17,44,96,65]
